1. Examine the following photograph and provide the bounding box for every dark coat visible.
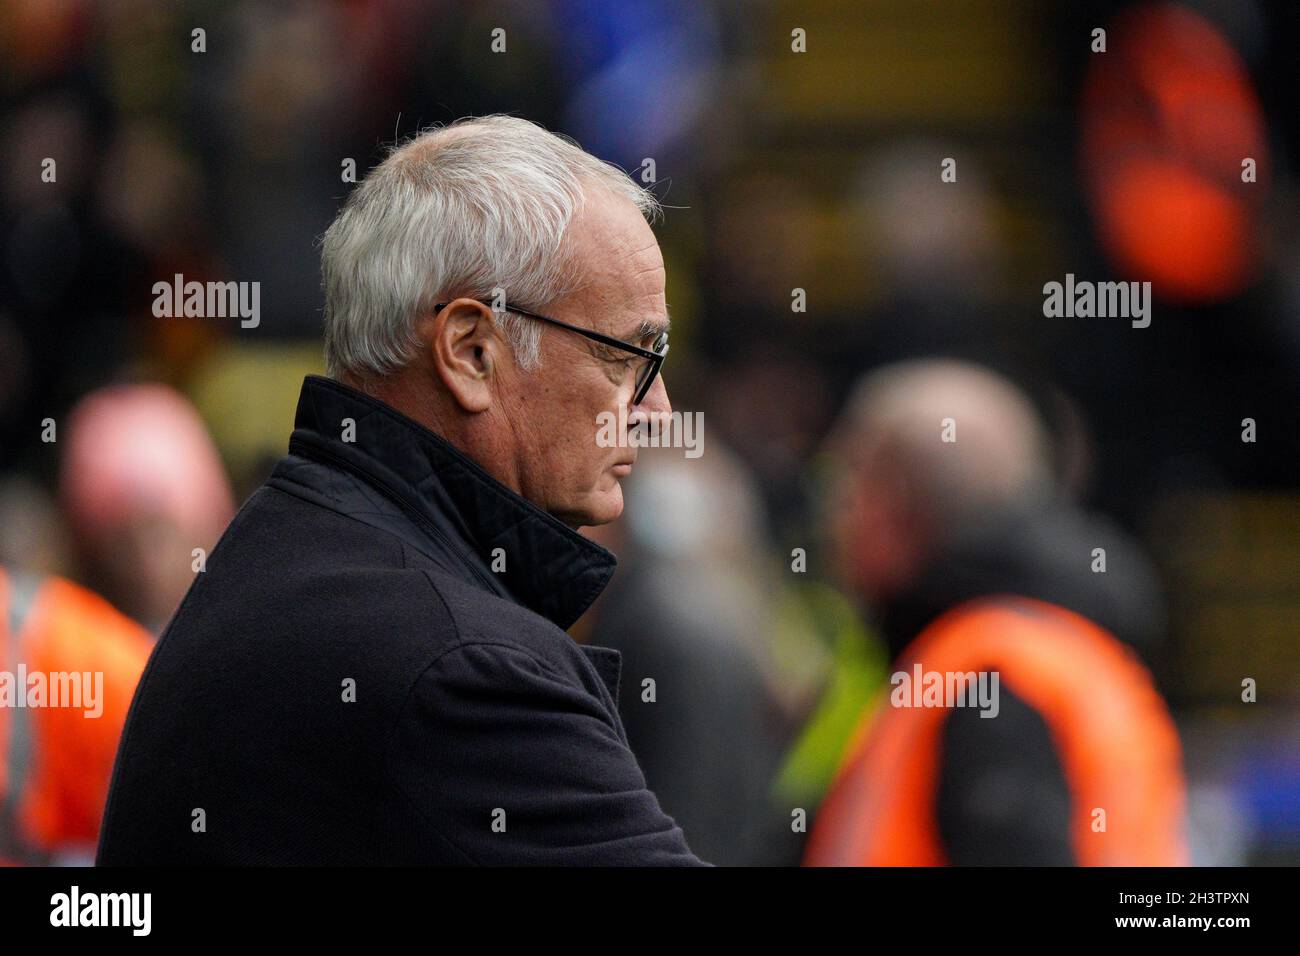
[96,375,706,865]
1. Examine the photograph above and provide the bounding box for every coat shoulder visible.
[416,564,598,687]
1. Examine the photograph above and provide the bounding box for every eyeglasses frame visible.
[432,299,669,405]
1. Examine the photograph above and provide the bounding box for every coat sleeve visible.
[391,641,710,865]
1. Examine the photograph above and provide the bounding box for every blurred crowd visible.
[2,0,1299,865]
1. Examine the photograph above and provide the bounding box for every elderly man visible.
[97,116,705,865]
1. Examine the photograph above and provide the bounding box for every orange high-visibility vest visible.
[0,567,153,864]
[804,596,1188,866]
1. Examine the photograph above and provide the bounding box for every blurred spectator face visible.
[227,0,348,158]
[852,140,1001,301]
[824,430,926,604]
[60,383,235,631]
[96,122,203,255]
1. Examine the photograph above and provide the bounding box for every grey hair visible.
[839,359,1054,528]
[320,115,661,380]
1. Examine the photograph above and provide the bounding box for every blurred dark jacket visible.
[97,375,706,865]
[591,560,799,865]
[880,500,1167,662]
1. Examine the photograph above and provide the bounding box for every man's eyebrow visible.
[623,310,671,342]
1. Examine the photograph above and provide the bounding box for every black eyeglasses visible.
[433,299,670,406]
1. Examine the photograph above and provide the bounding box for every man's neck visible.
[340,370,526,503]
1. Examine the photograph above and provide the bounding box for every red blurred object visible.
[1081,2,1269,303]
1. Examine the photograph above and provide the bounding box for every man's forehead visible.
[565,188,669,338]
[591,229,663,289]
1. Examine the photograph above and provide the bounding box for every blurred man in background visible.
[60,383,236,634]
[581,443,809,866]
[805,359,1188,865]
[1,381,227,865]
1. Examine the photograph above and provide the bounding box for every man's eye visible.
[599,350,630,371]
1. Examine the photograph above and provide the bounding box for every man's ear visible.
[427,299,499,413]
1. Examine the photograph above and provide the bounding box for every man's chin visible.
[559,484,625,530]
